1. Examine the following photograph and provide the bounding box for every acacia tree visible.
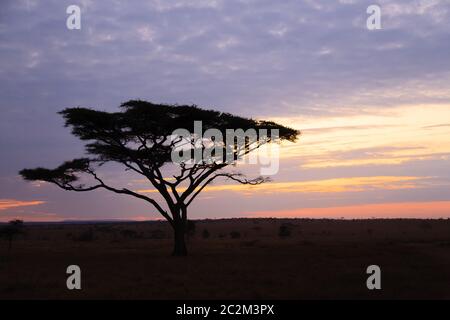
[20,100,299,256]
[0,219,24,251]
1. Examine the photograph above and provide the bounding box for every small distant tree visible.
[0,220,25,251]
[19,100,299,256]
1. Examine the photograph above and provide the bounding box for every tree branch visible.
[185,172,268,207]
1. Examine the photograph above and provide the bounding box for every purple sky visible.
[1,0,450,221]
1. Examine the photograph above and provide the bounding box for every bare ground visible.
[1,218,450,299]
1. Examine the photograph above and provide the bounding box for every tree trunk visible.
[172,222,187,256]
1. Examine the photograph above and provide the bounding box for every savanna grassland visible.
[1,218,450,299]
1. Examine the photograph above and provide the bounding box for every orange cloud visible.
[300,153,449,169]
[0,199,45,211]
[245,201,450,219]
[137,176,425,195]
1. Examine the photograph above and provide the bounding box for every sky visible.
[1,0,450,221]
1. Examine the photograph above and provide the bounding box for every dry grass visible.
[1,218,450,299]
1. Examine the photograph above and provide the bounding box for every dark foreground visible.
[1,218,450,299]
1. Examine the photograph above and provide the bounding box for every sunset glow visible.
[137,176,426,195]
[245,201,450,219]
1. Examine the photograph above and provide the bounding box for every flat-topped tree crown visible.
[20,100,300,256]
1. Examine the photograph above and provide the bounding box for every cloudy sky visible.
[1,0,450,221]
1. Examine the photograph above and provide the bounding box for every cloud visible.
[0,209,63,222]
[137,175,428,195]
[423,123,450,129]
[272,104,450,169]
[0,199,45,211]
[2,0,450,120]
[301,124,399,134]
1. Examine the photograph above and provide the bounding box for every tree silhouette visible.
[20,100,299,256]
[0,220,24,251]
